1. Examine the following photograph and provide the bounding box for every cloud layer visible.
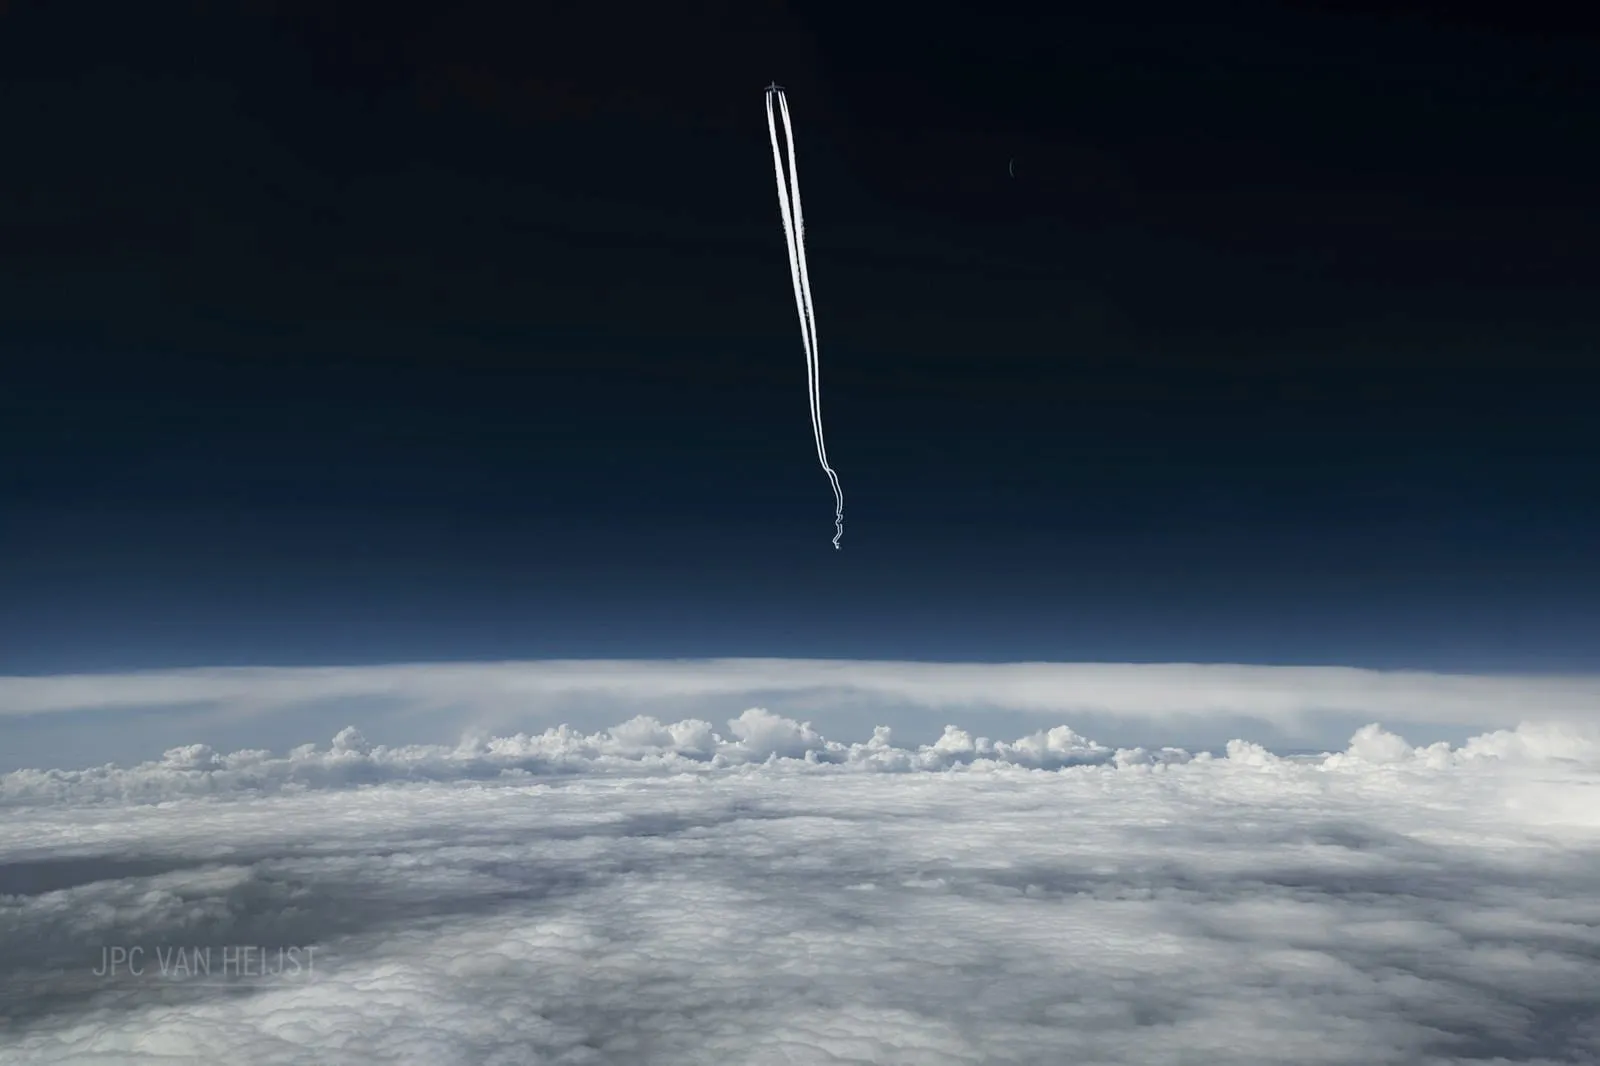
[8,657,1600,721]
[3,710,1599,1064]
[6,657,1600,727]
[9,658,1597,772]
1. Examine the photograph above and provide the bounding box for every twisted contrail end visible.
[766,85,844,550]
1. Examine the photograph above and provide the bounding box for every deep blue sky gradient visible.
[2,1,1597,672]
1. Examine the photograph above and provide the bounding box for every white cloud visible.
[2,712,1599,1063]
[8,659,1596,773]
[3,658,1598,729]
[0,709,1119,808]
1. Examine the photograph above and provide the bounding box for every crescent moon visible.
[1008,158,1015,178]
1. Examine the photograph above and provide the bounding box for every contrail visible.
[766,83,844,550]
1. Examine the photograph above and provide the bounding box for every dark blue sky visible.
[2,1,1597,673]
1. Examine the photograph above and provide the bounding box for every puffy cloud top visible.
[2,712,1598,1064]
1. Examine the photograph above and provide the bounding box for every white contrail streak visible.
[766,84,844,549]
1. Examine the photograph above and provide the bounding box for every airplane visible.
[765,82,784,94]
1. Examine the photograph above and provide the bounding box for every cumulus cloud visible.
[2,711,1599,1063]
[0,710,1118,808]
